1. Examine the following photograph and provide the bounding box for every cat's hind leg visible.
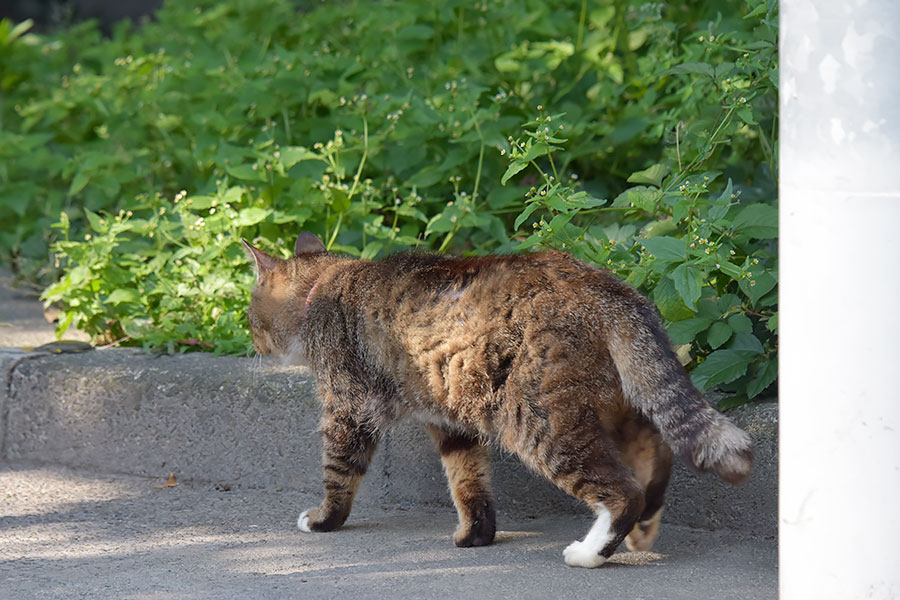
[427,425,496,547]
[557,453,644,568]
[624,431,672,552]
[298,411,379,533]
[503,408,644,568]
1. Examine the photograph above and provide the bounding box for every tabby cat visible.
[243,233,752,568]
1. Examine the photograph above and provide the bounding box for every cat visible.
[242,232,752,568]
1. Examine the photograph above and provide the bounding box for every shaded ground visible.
[0,463,776,600]
[0,268,90,348]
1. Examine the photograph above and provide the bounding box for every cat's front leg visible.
[298,410,379,533]
[427,425,496,547]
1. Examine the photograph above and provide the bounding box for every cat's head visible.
[242,233,328,361]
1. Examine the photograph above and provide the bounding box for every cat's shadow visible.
[322,517,666,568]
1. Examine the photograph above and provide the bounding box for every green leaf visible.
[747,357,778,398]
[408,165,444,187]
[653,277,695,321]
[361,241,383,260]
[739,269,777,305]
[718,261,743,279]
[642,236,686,263]
[121,316,153,338]
[730,332,764,354]
[520,142,552,162]
[718,293,742,312]
[107,288,141,305]
[425,209,460,235]
[1,18,33,46]
[501,161,528,185]
[665,62,715,78]
[737,107,757,125]
[565,191,607,209]
[612,186,660,211]
[487,185,526,209]
[669,263,703,310]
[513,203,541,231]
[394,203,428,223]
[608,116,649,144]
[279,146,320,169]
[186,195,214,210]
[732,203,778,239]
[494,54,521,73]
[397,24,434,40]
[627,164,670,188]
[225,163,267,182]
[641,218,677,239]
[55,310,75,337]
[68,171,90,196]
[547,212,574,233]
[690,348,756,391]
[709,178,733,220]
[84,209,106,233]
[707,321,733,349]
[235,207,270,227]
[330,187,350,212]
[0,189,31,216]
[744,3,768,19]
[727,313,753,333]
[667,316,714,345]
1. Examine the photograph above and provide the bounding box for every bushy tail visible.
[606,300,753,485]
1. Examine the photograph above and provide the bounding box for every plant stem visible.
[578,206,635,215]
[438,229,455,253]
[346,117,369,201]
[528,159,548,181]
[281,107,291,143]
[675,122,683,171]
[384,209,400,255]
[547,151,559,182]
[347,117,369,247]
[326,211,343,251]
[472,116,485,202]
[576,0,587,53]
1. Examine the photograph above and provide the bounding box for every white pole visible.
[780,1,900,598]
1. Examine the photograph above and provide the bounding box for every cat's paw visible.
[563,540,607,568]
[297,509,313,533]
[625,509,662,552]
[296,506,347,532]
[453,519,496,547]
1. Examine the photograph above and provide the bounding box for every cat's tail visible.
[605,298,753,485]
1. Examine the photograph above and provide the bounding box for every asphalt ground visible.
[0,463,776,600]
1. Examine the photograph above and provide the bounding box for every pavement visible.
[0,267,778,598]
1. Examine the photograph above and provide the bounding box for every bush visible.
[1,0,778,404]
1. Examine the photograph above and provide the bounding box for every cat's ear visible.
[242,239,280,283]
[294,232,327,256]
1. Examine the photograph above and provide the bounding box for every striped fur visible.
[244,235,752,566]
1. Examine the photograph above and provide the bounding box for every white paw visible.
[563,540,607,568]
[297,509,312,533]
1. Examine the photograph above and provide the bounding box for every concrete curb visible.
[0,347,777,535]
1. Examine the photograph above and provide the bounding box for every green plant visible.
[501,0,778,404]
[2,0,777,403]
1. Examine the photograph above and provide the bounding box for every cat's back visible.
[373,249,616,291]
[327,249,641,319]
